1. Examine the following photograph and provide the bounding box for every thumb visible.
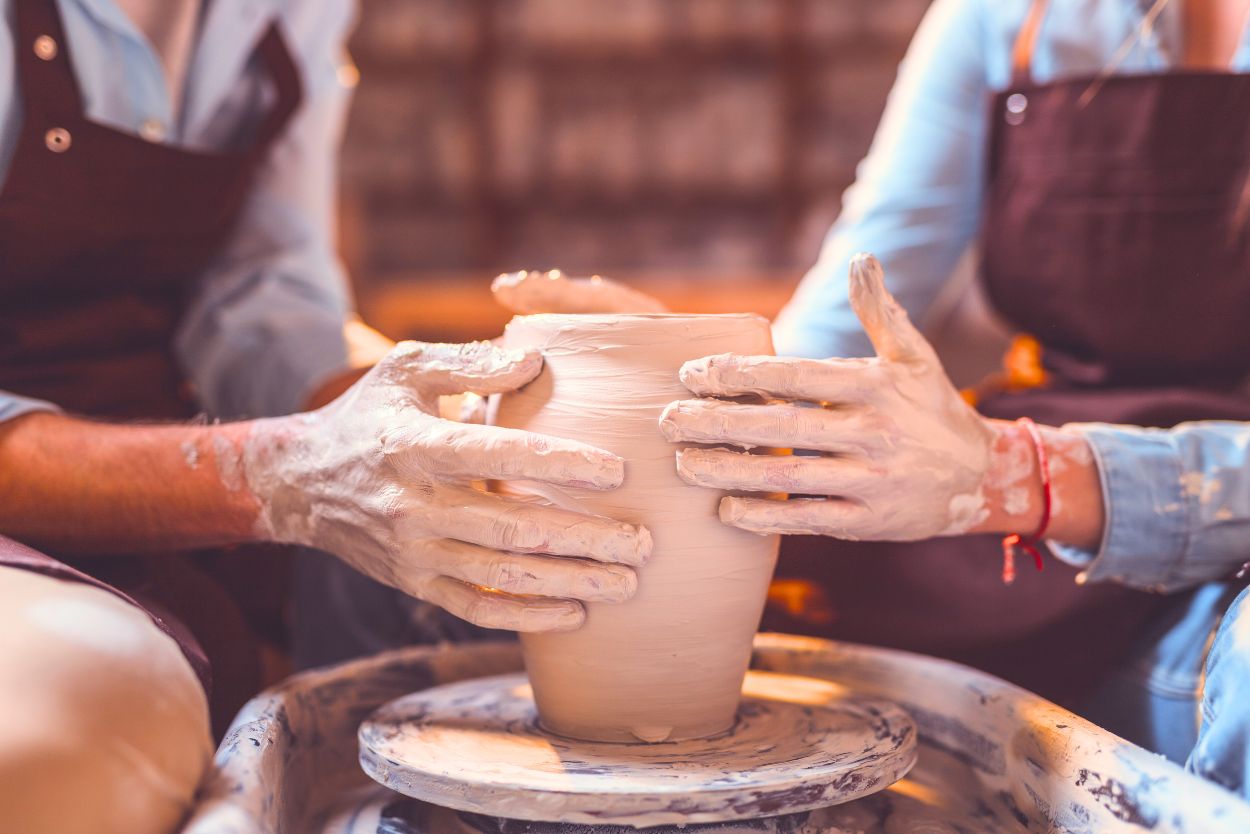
[382,340,543,397]
[492,269,668,314]
[847,253,934,364]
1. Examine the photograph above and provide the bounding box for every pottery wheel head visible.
[358,670,917,827]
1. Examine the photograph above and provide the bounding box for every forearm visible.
[0,412,263,553]
[971,419,1105,550]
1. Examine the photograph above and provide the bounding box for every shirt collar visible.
[61,0,283,44]
[59,0,145,44]
[181,0,286,136]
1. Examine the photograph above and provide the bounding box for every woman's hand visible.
[244,340,651,633]
[660,254,1008,541]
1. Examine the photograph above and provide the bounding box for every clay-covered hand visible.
[446,269,669,426]
[244,341,652,632]
[492,269,668,315]
[659,253,995,541]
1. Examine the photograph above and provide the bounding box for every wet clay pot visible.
[494,313,781,743]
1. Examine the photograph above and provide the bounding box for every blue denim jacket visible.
[1055,424,1250,593]
[1056,424,1250,774]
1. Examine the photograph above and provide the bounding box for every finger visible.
[416,487,653,567]
[422,575,585,633]
[677,447,875,495]
[385,420,625,490]
[679,353,877,404]
[719,496,868,538]
[417,538,637,603]
[492,270,669,315]
[847,253,934,364]
[382,340,544,396]
[659,399,867,455]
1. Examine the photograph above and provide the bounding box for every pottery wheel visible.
[358,670,918,827]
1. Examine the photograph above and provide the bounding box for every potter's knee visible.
[1188,587,1250,797]
[0,566,212,834]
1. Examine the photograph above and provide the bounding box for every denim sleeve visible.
[771,0,992,359]
[1049,422,1250,593]
[0,391,59,423]
[174,6,356,420]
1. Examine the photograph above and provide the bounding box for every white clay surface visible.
[358,670,917,826]
[0,566,211,834]
[494,314,780,743]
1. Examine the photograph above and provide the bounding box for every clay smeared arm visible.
[244,340,652,632]
[0,413,261,553]
[0,340,651,633]
[660,253,1105,550]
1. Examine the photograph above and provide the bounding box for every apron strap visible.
[13,3,300,153]
[1011,0,1051,87]
[13,0,87,119]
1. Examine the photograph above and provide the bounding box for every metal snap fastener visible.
[1005,92,1028,125]
[44,127,71,153]
[33,35,57,61]
[139,118,166,142]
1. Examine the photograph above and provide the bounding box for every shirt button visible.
[33,35,58,61]
[44,127,71,153]
[1005,92,1028,126]
[139,118,167,143]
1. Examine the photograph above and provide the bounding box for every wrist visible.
[971,419,1104,551]
[233,415,320,546]
[198,420,270,542]
[972,418,1046,536]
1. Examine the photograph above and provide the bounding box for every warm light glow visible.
[886,777,943,806]
[767,578,836,625]
[742,670,850,705]
[337,57,360,89]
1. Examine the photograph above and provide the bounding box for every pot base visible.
[358,670,917,827]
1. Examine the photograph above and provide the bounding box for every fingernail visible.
[634,525,654,565]
[549,602,586,632]
[520,600,585,633]
[719,496,746,524]
[678,356,711,388]
[605,524,651,567]
[587,451,625,488]
[673,448,702,485]
[657,403,685,441]
[596,565,638,602]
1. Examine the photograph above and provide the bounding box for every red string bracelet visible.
[1002,417,1051,585]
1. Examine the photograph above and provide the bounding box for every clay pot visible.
[494,313,781,743]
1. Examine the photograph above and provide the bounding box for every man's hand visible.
[658,254,996,541]
[492,270,668,315]
[246,340,652,632]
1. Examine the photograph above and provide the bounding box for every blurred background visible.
[338,0,932,344]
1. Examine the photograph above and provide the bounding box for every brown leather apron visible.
[764,0,1250,707]
[0,0,302,733]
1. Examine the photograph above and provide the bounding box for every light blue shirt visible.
[774,0,1250,360]
[0,0,356,421]
[773,0,1250,592]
